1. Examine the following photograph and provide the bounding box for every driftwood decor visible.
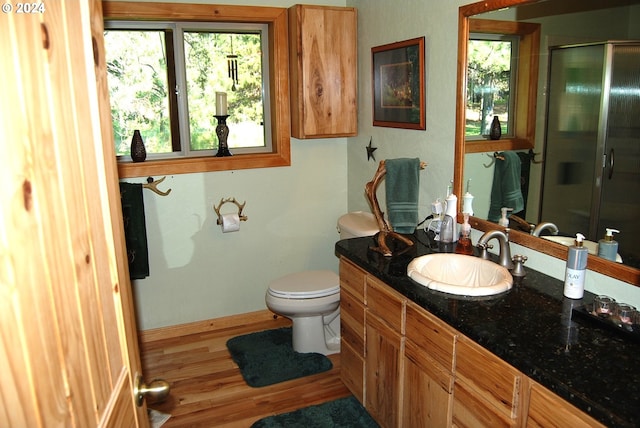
[365,160,427,256]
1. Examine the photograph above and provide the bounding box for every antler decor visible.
[213,197,248,225]
[365,160,426,257]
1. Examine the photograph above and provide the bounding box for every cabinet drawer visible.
[340,258,366,301]
[405,339,454,394]
[366,275,406,333]
[340,289,365,351]
[453,378,517,428]
[456,336,522,419]
[526,382,605,428]
[405,301,457,373]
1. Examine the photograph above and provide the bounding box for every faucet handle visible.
[511,254,528,277]
[476,243,492,260]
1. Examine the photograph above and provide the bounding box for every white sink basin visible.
[407,254,513,296]
[541,236,622,263]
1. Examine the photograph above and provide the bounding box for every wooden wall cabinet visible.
[338,256,607,428]
[288,5,357,138]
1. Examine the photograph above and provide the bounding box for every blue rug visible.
[250,396,379,428]
[226,327,332,388]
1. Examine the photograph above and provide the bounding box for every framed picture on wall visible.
[372,37,425,130]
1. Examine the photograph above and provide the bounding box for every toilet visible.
[265,211,379,355]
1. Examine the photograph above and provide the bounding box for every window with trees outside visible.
[464,19,540,153]
[101,3,291,179]
[104,22,271,159]
[466,34,518,139]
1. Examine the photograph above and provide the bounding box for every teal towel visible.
[119,182,150,279]
[488,151,524,222]
[385,158,421,234]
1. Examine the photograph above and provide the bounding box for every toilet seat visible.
[268,270,339,299]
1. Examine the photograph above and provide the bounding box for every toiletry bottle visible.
[498,207,513,227]
[462,179,474,215]
[455,213,474,255]
[597,228,619,262]
[440,193,458,243]
[564,233,588,299]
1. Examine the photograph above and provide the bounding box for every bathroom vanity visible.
[336,234,640,427]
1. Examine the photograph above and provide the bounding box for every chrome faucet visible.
[532,222,559,237]
[477,228,514,269]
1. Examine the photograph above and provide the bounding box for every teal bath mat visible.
[226,327,332,387]
[250,396,379,428]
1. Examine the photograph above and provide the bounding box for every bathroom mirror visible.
[454,0,640,285]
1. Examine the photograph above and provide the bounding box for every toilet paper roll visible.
[221,213,240,233]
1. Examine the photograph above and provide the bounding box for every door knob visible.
[134,374,170,407]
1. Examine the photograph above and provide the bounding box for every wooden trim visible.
[138,309,284,343]
[103,2,291,178]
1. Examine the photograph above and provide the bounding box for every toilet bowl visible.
[265,212,379,356]
[266,270,341,355]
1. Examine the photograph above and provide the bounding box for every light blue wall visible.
[116,0,640,330]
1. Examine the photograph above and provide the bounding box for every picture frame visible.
[372,37,425,130]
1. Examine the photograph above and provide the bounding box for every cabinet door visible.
[403,339,454,427]
[340,287,365,401]
[366,314,404,428]
[288,5,357,138]
[526,382,605,428]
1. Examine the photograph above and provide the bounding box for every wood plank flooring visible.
[140,313,351,428]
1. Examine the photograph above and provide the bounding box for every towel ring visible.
[213,197,248,225]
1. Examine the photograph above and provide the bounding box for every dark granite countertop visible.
[335,232,640,427]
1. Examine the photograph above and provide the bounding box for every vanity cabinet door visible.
[365,313,404,428]
[288,5,357,138]
[525,381,605,428]
[365,276,406,428]
[402,302,457,427]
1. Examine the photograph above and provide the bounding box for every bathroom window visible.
[102,3,291,178]
[105,23,271,158]
[466,34,519,139]
[464,19,540,153]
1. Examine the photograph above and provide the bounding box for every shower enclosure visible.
[540,41,640,267]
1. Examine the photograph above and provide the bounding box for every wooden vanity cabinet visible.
[365,276,406,428]
[338,257,604,428]
[288,5,357,138]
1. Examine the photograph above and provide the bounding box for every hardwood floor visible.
[140,312,351,428]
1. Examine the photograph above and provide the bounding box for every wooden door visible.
[1,1,147,426]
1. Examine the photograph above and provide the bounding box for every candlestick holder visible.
[214,115,232,157]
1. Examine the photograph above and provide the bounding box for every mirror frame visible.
[454,0,640,286]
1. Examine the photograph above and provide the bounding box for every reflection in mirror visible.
[455,0,640,284]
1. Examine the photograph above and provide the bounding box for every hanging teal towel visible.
[385,158,421,234]
[119,182,150,279]
[488,151,524,222]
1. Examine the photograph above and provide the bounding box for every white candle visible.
[215,92,227,116]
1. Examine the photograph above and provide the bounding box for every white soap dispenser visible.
[597,228,619,262]
[440,191,458,243]
[564,233,588,299]
[498,207,513,227]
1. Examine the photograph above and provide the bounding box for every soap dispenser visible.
[597,228,620,262]
[462,179,474,215]
[564,233,588,299]
[455,213,474,255]
[498,207,513,227]
[440,192,458,243]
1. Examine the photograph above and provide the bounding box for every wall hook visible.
[143,176,171,196]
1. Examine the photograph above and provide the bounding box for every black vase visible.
[489,115,502,140]
[130,129,147,162]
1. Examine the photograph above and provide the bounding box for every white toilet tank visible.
[337,211,379,239]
